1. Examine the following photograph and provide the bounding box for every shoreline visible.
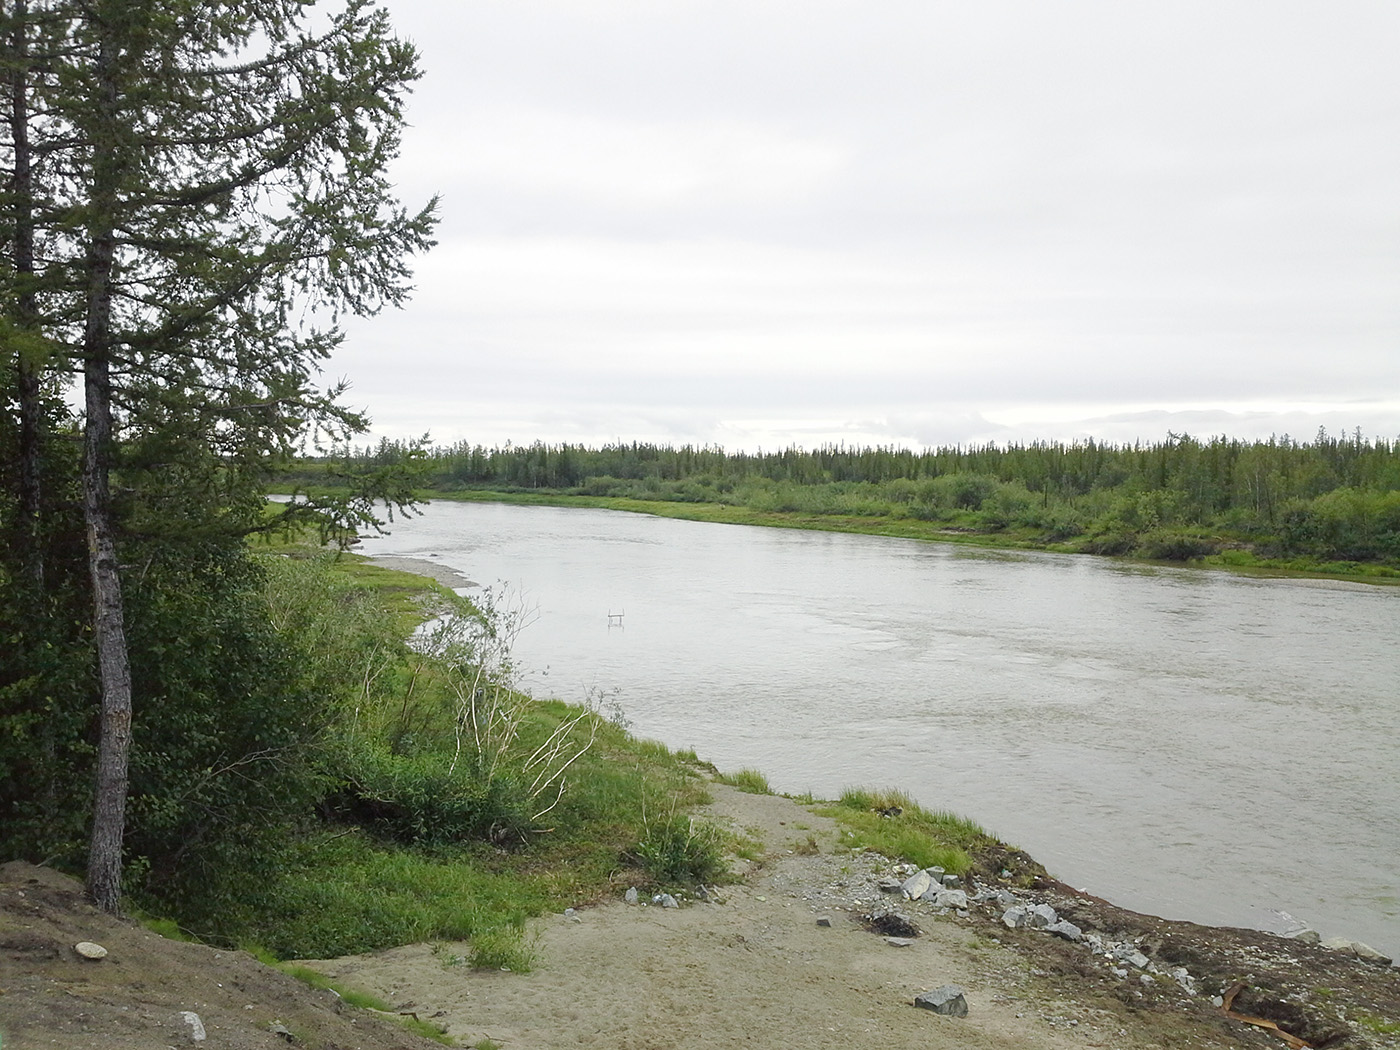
[361,554,478,590]
[413,488,1400,587]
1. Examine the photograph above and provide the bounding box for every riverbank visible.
[8,785,1398,1049]
[318,782,1397,1049]
[408,488,1400,585]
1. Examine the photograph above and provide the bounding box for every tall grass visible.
[820,787,988,875]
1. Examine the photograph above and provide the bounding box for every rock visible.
[1170,966,1197,995]
[885,937,914,948]
[877,878,903,893]
[996,888,1020,908]
[269,1022,295,1041]
[1027,903,1058,928]
[941,874,960,888]
[1139,974,1155,987]
[933,888,968,910]
[923,866,945,881]
[180,1010,207,1042]
[901,870,933,899]
[1045,920,1082,942]
[914,985,968,1017]
[1323,938,1394,965]
[657,893,679,909]
[1321,940,1388,968]
[1002,906,1029,929]
[816,916,832,927]
[1284,928,1320,945]
[1353,942,1393,965]
[74,941,107,960]
[624,887,639,905]
[1111,945,1150,969]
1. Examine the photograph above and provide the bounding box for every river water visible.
[356,500,1400,958]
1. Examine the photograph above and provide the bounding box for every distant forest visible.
[287,430,1400,569]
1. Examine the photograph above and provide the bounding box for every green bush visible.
[633,814,727,884]
[1134,529,1219,561]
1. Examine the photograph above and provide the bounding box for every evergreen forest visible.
[293,430,1400,573]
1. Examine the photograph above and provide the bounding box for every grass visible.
[468,923,540,972]
[815,787,991,875]
[1356,1013,1400,1036]
[240,948,458,1045]
[632,813,729,885]
[715,768,773,794]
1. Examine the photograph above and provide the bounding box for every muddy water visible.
[357,500,1400,958]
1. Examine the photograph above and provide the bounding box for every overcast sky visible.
[333,0,1399,451]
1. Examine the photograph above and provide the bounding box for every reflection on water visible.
[357,500,1400,958]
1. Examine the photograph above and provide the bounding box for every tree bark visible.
[82,18,132,915]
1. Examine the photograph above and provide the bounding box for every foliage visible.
[715,768,773,794]
[632,812,728,885]
[287,429,1400,571]
[819,787,988,875]
[467,922,539,972]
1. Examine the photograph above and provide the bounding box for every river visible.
[355,499,1400,958]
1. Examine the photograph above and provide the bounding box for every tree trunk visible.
[82,20,131,915]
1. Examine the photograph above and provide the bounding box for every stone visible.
[1001,906,1029,929]
[941,874,960,888]
[1111,945,1150,969]
[1170,966,1197,995]
[816,916,832,927]
[885,937,914,948]
[901,870,933,899]
[1353,942,1393,966]
[1284,928,1320,945]
[624,887,639,905]
[180,1010,207,1042]
[1325,939,1394,965]
[1045,920,1082,942]
[914,985,968,1017]
[996,888,1020,908]
[269,1022,295,1041]
[1027,903,1058,928]
[878,878,903,893]
[74,941,108,960]
[933,888,968,910]
[658,893,679,909]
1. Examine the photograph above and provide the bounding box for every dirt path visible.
[5,787,1397,1048]
[303,786,1279,1050]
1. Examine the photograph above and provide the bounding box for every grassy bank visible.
[380,487,1400,584]
[204,538,1036,968]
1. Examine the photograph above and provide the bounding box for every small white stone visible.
[74,941,107,960]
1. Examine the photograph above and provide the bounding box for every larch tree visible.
[1,0,435,912]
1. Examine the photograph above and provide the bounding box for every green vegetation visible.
[1,535,715,958]
[716,768,774,794]
[282,431,1400,577]
[819,787,992,875]
[631,811,729,885]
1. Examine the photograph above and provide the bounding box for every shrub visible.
[633,814,727,884]
[1134,529,1219,561]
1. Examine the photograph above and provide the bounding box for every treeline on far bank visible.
[285,429,1400,571]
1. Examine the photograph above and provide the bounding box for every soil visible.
[4,785,1398,1050]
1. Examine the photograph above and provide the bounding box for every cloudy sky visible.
[334,0,1399,451]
